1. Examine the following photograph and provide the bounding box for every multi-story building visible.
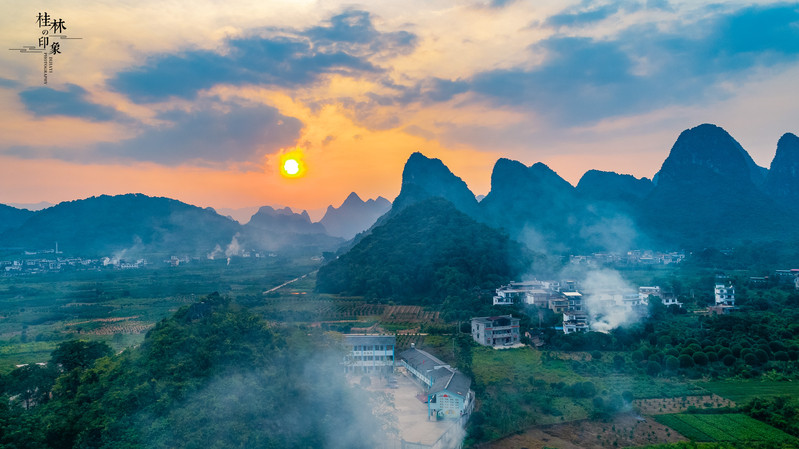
[562,312,589,334]
[343,334,396,374]
[470,315,520,346]
[714,283,735,306]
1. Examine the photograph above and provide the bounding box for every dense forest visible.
[316,198,548,320]
[0,293,389,449]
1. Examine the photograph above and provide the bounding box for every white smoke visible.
[206,244,223,260]
[103,236,144,266]
[224,234,241,258]
[580,269,642,333]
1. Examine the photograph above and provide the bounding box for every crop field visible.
[604,375,706,400]
[697,380,799,404]
[0,257,319,372]
[654,413,798,444]
[633,395,735,414]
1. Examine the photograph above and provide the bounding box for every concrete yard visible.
[360,368,455,447]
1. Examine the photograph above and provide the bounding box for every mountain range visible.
[0,193,389,257]
[2,123,797,259]
[384,124,799,252]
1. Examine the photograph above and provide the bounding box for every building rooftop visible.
[399,347,450,372]
[471,315,518,326]
[344,334,396,346]
[430,369,472,398]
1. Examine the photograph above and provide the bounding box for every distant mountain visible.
[0,204,34,235]
[766,132,799,210]
[318,192,391,240]
[391,152,479,217]
[245,206,326,234]
[240,205,343,254]
[479,159,586,251]
[641,124,795,246]
[0,194,239,256]
[316,197,538,309]
[7,201,53,211]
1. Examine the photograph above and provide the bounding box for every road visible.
[262,271,316,294]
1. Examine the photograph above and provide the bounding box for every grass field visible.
[697,380,799,404]
[0,257,321,372]
[655,413,798,444]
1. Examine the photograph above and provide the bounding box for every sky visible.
[2,0,798,218]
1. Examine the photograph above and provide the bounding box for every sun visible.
[279,149,307,178]
[284,158,299,175]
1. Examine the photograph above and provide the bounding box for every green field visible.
[655,413,798,444]
[697,380,799,404]
[0,257,320,372]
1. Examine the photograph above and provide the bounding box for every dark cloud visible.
[546,4,621,28]
[109,10,416,103]
[426,3,799,126]
[304,9,416,55]
[98,100,303,165]
[19,84,119,121]
[0,77,19,88]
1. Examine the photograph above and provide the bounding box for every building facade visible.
[714,283,735,306]
[343,334,396,373]
[470,315,520,346]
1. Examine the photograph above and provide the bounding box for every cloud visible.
[423,3,799,127]
[546,4,622,28]
[0,77,19,88]
[97,100,303,165]
[304,9,416,56]
[109,10,415,103]
[19,84,119,121]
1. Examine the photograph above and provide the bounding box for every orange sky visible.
[2,0,798,216]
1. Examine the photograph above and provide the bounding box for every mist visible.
[580,269,642,333]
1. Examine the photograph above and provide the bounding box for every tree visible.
[692,351,709,366]
[646,361,662,376]
[664,355,680,371]
[51,340,113,372]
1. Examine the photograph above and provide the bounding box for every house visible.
[470,315,520,347]
[493,281,546,305]
[399,347,474,420]
[562,291,583,311]
[562,312,589,334]
[714,283,735,306]
[638,286,661,302]
[343,334,396,374]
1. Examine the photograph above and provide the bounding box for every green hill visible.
[316,198,541,315]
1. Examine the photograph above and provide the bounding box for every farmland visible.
[654,413,798,444]
[697,380,799,404]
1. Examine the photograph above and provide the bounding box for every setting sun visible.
[279,149,307,178]
[284,159,299,175]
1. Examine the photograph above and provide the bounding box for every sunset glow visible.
[0,1,797,212]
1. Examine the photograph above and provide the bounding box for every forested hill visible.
[0,294,387,449]
[0,194,240,257]
[315,197,542,316]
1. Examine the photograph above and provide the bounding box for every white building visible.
[344,334,396,373]
[638,286,661,302]
[562,312,589,334]
[714,283,735,306]
[471,315,520,347]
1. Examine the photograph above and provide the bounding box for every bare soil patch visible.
[484,413,686,449]
[633,394,735,414]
